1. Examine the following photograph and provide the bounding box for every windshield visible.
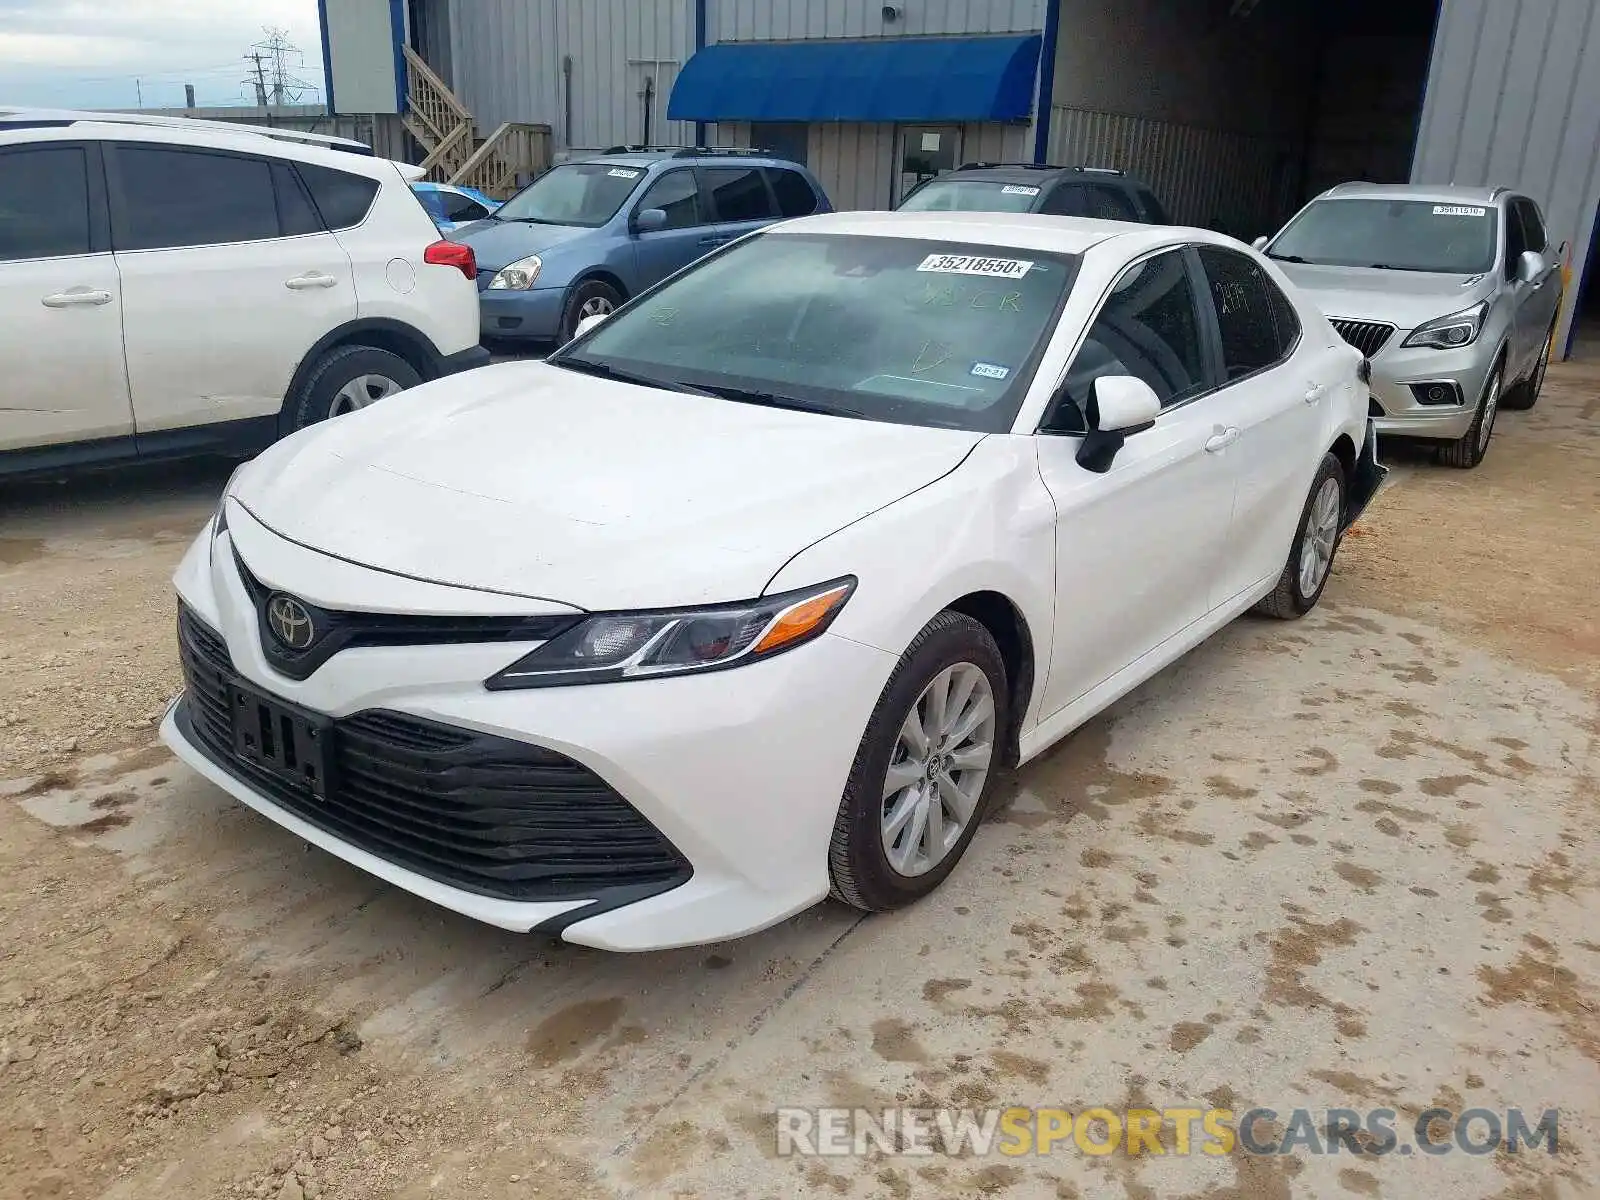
[495,161,649,227]
[552,232,1079,433]
[898,179,1043,213]
[1268,198,1497,274]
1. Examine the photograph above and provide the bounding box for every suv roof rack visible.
[957,161,1127,176]
[599,144,774,158]
[0,106,375,155]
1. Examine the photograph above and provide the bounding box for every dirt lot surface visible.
[2,361,1598,1200]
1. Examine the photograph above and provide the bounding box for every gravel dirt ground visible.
[1,359,1597,1200]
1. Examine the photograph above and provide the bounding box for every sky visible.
[1,0,325,111]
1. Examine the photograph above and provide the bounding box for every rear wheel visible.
[828,612,1008,912]
[1437,364,1501,470]
[287,345,421,432]
[1254,453,1345,620]
[1502,324,1554,411]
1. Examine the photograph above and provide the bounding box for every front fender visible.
[764,435,1057,734]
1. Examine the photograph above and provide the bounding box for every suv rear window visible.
[296,162,380,230]
[702,167,776,222]
[112,145,279,251]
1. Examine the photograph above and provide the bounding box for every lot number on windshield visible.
[918,254,1034,279]
[1433,205,1486,217]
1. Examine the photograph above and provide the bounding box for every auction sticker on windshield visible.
[1001,185,1041,197]
[608,168,642,179]
[918,254,1034,279]
[1433,205,1486,217]
[970,362,1012,380]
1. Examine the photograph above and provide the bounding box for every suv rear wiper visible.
[551,356,715,397]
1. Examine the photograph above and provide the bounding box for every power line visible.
[246,27,313,107]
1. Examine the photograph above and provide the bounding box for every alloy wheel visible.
[1477,371,1501,454]
[880,662,996,877]
[1297,476,1342,598]
[328,374,403,418]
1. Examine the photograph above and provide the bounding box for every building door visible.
[896,125,961,205]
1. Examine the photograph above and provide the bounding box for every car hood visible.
[449,220,598,272]
[233,362,984,611]
[1274,262,1497,330]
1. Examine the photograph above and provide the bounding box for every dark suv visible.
[897,163,1169,224]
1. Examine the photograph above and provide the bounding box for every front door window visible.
[898,126,961,205]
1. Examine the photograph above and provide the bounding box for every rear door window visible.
[110,145,279,251]
[1086,184,1139,222]
[767,168,820,218]
[1197,246,1300,379]
[1039,184,1088,217]
[0,144,93,261]
[702,166,777,223]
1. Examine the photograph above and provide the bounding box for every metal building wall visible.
[708,0,1043,41]
[1412,0,1600,356]
[443,0,695,150]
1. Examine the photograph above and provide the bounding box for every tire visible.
[286,345,422,432]
[559,278,624,343]
[1253,453,1346,621]
[828,612,1009,912]
[1502,324,1554,411]
[1437,364,1502,469]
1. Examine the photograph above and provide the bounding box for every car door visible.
[106,142,356,435]
[0,140,133,452]
[629,167,712,288]
[1032,246,1236,717]
[1193,245,1328,606]
[1512,197,1561,363]
[701,164,780,248]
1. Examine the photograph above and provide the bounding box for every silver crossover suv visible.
[1256,183,1563,469]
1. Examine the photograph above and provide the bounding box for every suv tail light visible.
[423,240,477,280]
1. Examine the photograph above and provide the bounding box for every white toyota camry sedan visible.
[161,211,1384,952]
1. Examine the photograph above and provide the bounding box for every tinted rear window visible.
[113,145,279,251]
[703,167,776,222]
[768,168,819,218]
[0,145,91,260]
[296,162,380,230]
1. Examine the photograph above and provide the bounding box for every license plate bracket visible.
[229,682,336,799]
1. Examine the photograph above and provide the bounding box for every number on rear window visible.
[296,163,380,230]
[1197,246,1299,378]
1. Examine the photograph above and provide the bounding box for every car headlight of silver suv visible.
[487,254,543,291]
[485,578,856,689]
[1402,301,1488,350]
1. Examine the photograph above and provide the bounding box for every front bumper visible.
[477,284,566,340]
[158,525,896,951]
[1364,335,1497,442]
[435,344,492,376]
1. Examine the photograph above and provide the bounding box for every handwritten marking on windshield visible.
[912,341,955,374]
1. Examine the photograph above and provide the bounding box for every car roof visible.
[0,105,373,155]
[937,163,1146,187]
[772,209,1146,254]
[0,115,413,180]
[1319,181,1505,206]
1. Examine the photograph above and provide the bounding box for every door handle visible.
[1304,382,1327,404]
[1204,426,1240,453]
[41,288,112,308]
[284,272,338,290]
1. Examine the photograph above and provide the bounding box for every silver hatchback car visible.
[1255,183,1563,469]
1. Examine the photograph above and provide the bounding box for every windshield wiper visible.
[1268,253,1311,263]
[696,383,865,420]
[551,356,716,397]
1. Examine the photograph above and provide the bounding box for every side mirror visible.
[633,207,668,233]
[573,312,610,340]
[1251,235,1270,252]
[1517,250,1543,283]
[1076,376,1160,474]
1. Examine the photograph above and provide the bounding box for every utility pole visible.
[184,83,196,110]
[246,52,269,106]
[135,78,143,108]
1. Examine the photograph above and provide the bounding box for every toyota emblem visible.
[267,594,316,651]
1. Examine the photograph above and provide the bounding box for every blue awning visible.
[667,34,1043,124]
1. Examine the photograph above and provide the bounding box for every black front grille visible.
[232,547,580,682]
[1369,398,1385,418]
[1330,318,1396,358]
[175,605,691,903]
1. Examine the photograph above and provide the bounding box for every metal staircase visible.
[402,47,550,197]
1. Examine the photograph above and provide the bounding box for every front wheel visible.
[559,279,624,344]
[828,612,1009,912]
[1437,365,1501,469]
[1254,453,1346,620]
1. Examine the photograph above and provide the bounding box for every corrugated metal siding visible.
[444,0,693,148]
[709,0,1043,42]
[1413,0,1600,355]
[1049,106,1300,238]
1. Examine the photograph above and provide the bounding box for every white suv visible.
[0,110,487,478]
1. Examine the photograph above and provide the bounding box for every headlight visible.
[1402,301,1488,349]
[487,254,543,290]
[485,577,856,689]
